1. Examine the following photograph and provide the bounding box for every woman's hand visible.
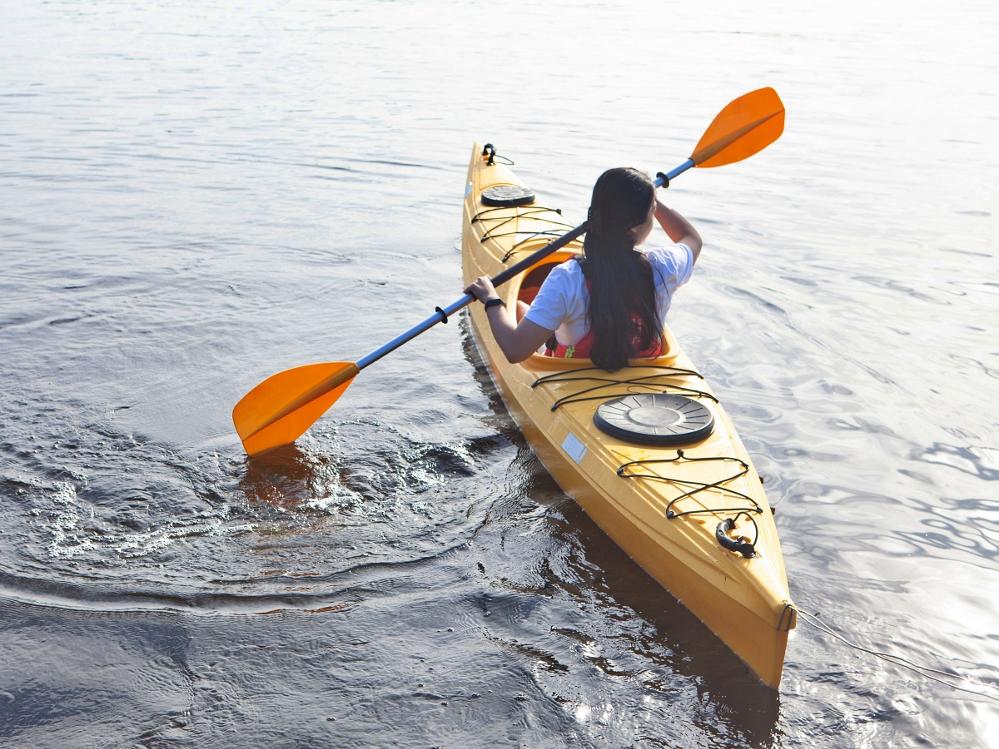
[463,275,552,363]
[464,276,500,304]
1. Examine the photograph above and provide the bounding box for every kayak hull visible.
[461,144,794,688]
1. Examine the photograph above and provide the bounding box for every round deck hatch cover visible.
[594,394,714,445]
[481,185,535,207]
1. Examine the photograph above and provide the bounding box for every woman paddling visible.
[464,167,703,371]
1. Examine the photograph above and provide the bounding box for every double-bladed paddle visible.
[232,87,785,456]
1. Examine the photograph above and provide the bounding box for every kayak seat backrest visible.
[512,253,678,369]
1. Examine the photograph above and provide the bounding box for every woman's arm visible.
[464,276,553,363]
[654,199,702,263]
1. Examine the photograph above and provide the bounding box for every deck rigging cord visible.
[471,204,576,262]
[531,365,717,411]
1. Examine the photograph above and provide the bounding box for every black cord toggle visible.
[482,143,496,166]
[436,306,448,324]
[715,515,758,558]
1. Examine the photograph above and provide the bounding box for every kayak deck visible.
[460,144,794,688]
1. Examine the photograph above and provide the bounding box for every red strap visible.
[544,321,664,359]
[545,329,595,359]
[534,275,663,360]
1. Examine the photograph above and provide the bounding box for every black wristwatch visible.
[484,297,506,310]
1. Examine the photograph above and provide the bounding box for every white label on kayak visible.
[562,432,587,463]
[464,181,472,197]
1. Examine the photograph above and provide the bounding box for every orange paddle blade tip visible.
[232,361,359,456]
[692,87,785,168]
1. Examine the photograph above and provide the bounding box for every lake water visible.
[1,1,997,746]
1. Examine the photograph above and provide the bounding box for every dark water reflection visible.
[2,0,998,746]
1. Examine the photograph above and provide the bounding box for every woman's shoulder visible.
[544,257,586,287]
[644,242,692,263]
[643,243,694,288]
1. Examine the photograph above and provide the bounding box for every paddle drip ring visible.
[481,184,536,207]
[594,394,713,445]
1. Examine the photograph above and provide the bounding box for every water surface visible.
[1,1,997,746]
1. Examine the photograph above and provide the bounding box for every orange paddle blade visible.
[232,361,359,456]
[692,87,785,168]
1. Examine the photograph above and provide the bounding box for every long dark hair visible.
[581,167,660,371]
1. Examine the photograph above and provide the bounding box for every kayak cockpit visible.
[510,248,679,370]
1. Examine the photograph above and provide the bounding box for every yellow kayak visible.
[461,144,795,688]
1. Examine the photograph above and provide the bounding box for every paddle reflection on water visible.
[239,443,330,510]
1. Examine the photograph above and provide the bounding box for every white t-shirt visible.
[524,243,694,345]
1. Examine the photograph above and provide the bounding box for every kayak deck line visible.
[618,452,765,559]
[470,203,574,262]
[619,452,763,517]
[462,143,794,688]
[531,364,717,410]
